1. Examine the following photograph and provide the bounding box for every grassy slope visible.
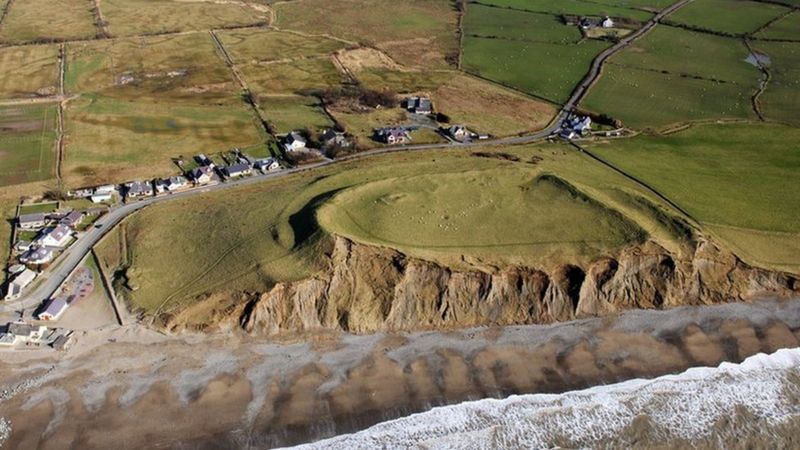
[0,45,59,99]
[668,0,789,35]
[587,123,800,272]
[0,0,97,43]
[217,29,346,65]
[101,0,264,36]
[0,104,59,187]
[753,41,800,126]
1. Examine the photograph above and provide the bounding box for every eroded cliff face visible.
[237,237,798,335]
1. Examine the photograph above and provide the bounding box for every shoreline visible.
[1,297,799,448]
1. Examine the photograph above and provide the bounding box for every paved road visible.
[2,0,693,314]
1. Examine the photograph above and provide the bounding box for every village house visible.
[283,132,307,152]
[35,224,72,248]
[602,16,614,28]
[0,322,47,347]
[59,211,84,229]
[406,97,433,115]
[321,129,350,148]
[124,181,154,199]
[448,125,469,142]
[375,127,411,145]
[38,297,69,321]
[195,154,215,167]
[90,192,112,203]
[19,247,54,265]
[254,158,280,173]
[14,240,31,253]
[222,163,252,179]
[190,165,215,185]
[90,185,116,204]
[560,115,592,139]
[17,213,47,230]
[95,185,116,195]
[70,188,94,199]
[4,268,37,300]
[167,176,188,191]
[154,178,170,195]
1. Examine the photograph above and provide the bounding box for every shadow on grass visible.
[287,189,344,249]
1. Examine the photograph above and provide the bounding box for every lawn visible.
[65,33,240,105]
[587,123,800,271]
[0,45,59,99]
[0,0,97,43]
[582,27,760,129]
[101,0,265,36]
[754,11,800,40]
[257,95,333,134]
[0,104,59,187]
[274,0,459,69]
[753,41,800,126]
[667,0,790,35]
[217,29,347,65]
[63,95,264,186]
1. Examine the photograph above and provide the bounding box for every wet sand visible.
[1,298,800,449]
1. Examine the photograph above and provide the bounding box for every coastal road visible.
[2,0,693,313]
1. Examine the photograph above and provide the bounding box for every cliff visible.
[236,237,798,335]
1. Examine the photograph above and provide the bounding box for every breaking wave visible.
[288,348,800,449]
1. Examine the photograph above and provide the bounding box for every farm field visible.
[475,0,655,21]
[101,0,266,36]
[754,41,800,126]
[258,95,333,135]
[463,5,580,43]
[273,0,459,69]
[65,33,240,105]
[0,0,97,43]
[0,104,58,187]
[239,57,345,95]
[587,123,800,272]
[217,29,346,64]
[95,144,697,320]
[754,11,800,40]
[0,45,59,99]
[63,95,264,186]
[667,0,789,35]
[582,27,760,128]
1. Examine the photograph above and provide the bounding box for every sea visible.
[288,348,800,449]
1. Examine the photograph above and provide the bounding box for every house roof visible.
[22,246,53,263]
[287,132,306,144]
[224,163,251,175]
[60,211,83,226]
[40,297,68,317]
[11,269,36,287]
[8,322,36,337]
[44,224,71,242]
[18,213,46,224]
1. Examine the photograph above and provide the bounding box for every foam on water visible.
[287,348,800,449]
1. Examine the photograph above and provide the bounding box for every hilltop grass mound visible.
[317,170,646,267]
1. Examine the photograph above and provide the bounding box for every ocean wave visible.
[288,348,800,449]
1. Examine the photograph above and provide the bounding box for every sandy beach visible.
[1,297,799,449]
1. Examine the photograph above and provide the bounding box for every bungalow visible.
[124,181,154,199]
[19,247,54,265]
[0,322,47,347]
[167,176,188,191]
[283,132,307,152]
[37,297,69,321]
[90,192,113,204]
[70,188,94,199]
[17,213,47,230]
[59,211,84,229]
[190,165,215,185]
[4,268,37,300]
[406,97,433,115]
[222,163,252,179]
[35,224,72,248]
[254,158,280,172]
[321,129,350,148]
[375,127,411,145]
[94,184,116,195]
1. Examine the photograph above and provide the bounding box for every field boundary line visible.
[0,0,14,32]
[89,0,110,39]
[91,248,127,326]
[744,39,771,121]
[55,43,67,185]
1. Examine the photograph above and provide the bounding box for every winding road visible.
[2,0,693,314]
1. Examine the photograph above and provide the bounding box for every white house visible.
[19,247,54,265]
[190,166,215,185]
[35,225,72,248]
[602,17,614,28]
[0,322,47,347]
[95,185,116,195]
[37,297,69,321]
[254,158,280,172]
[167,176,188,191]
[91,192,113,203]
[4,269,37,300]
[283,132,307,152]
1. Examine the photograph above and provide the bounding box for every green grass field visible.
[240,57,345,95]
[754,10,800,40]
[667,0,789,35]
[475,0,654,21]
[0,45,59,99]
[65,33,240,105]
[217,29,347,65]
[753,41,800,126]
[64,95,264,186]
[0,104,58,187]
[101,0,265,36]
[464,4,581,44]
[258,95,333,134]
[582,27,760,128]
[0,0,97,43]
[587,123,800,271]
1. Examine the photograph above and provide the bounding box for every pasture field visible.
[755,11,800,40]
[257,95,333,134]
[462,36,609,103]
[239,57,345,95]
[432,74,556,136]
[354,68,455,94]
[217,29,347,64]
[587,123,800,272]
[65,33,239,105]
[0,0,97,43]
[0,104,58,187]
[667,0,789,35]
[464,4,580,44]
[96,144,695,319]
[101,0,265,37]
[274,0,458,69]
[583,27,760,128]
[754,41,800,126]
[63,95,264,186]
[0,45,59,99]
[473,0,654,21]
